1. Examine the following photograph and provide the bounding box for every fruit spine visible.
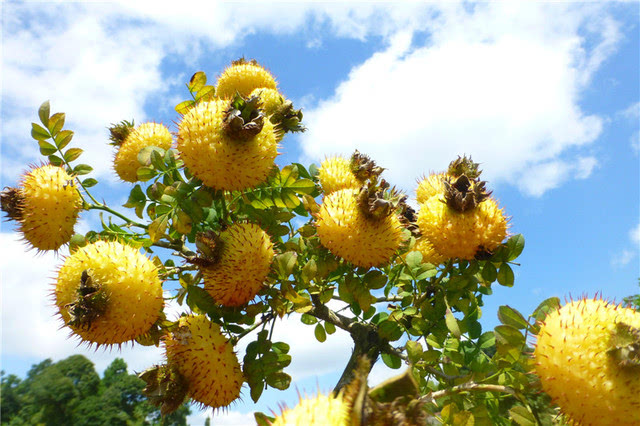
[112,122,173,182]
[3,164,83,251]
[177,98,278,191]
[164,315,243,409]
[534,297,640,425]
[54,240,164,346]
[200,223,275,306]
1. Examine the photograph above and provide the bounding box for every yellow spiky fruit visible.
[177,100,278,191]
[164,315,243,409]
[417,195,507,260]
[271,392,350,426]
[249,87,284,117]
[318,156,361,195]
[316,189,404,268]
[534,298,640,425]
[415,173,446,205]
[409,237,447,265]
[203,223,274,306]
[18,164,83,251]
[114,122,173,182]
[216,60,277,99]
[54,241,163,346]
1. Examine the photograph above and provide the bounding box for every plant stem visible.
[422,382,517,403]
[87,204,147,229]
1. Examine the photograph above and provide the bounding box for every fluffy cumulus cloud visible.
[0,2,433,184]
[299,2,620,197]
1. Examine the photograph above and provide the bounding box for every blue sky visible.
[1,2,639,424]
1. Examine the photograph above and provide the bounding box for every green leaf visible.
[378,320,403,341]
[272,342,290,354]
[63,147,83,163]
[73,164,93,175]
[405,340,423,363]
[254,412,275,426]
[405,251,423,269]
[381,353,402,369]
[477,331,495,349]
[123,184,146,207]
[509,406,536,426]
[481,262,498,282]
[137,146,165,167]
[186,285,217,315]
[497,306,529,330]
[47,112,65,136]
[288,178,316,194]
[274,252,297,278]
[188,71,207,92]
[532,297,561,322]
[48,154,63,166]
[175,100,194,114]
[195,85,215,102]
[497,263,514,287]
[364,270,387,289]
[136,166,157,182]
[249,381,264,403]
[300,313,317,325]
[148,215,168,242]
[445,308,461,338]
[54,130,74,150]
[506,234,525,261]
[38,101,50,127]
[266,371,291,390]
[314,323,326,342]
[38,140,57,156]
[324,321,336,335]
[82,178,98,188]
[494,325,525,348]
[31,122,50,141]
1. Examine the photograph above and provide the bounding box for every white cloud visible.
[618,102,640,153]
[612,249,636,268]
[188,409,255,426]
[299,2,619,197]
[630,222,640,245]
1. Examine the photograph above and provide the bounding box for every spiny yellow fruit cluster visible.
[164,315,243,409]
[249,87,284,117]
[318,156,361,195]
[416,159,508,260]
[216,60,277,99]
[410,237,447,265]
[415,173,446,204]
[417,196,507,260]
[19,164,83,251]
[316,188,404,268]
[114,122,173,182]
[534,298,640,425]
[203,223,274,306]
[54,241,163,346]
[177,99,278,191]
[271,392,350,426]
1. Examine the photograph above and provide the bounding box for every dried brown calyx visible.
[186,230,223,268]
[108,119,135,147]
[608,322,640,369]
[357,178,407,221]
[139,363,189,416]
[1,187,24,221]
[223,94,265,141]
[65,270,109,329]
[351,150,385,182]
[443,156,491,213]
[270,99,305,136]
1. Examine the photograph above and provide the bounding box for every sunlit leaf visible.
[188,71,207,92]
[55,130,74,150]
[38,100,50,127]
[38,140,57,156]
[31,122,50,141]
[381,353,402,369]
[445,308,461,338]
[497,263,514,287]
[498,305,529,330]
[64,147,83,163]
[47,112,65,136]
[314,323,326,342]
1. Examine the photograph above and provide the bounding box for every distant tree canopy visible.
[0,355,190,426]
